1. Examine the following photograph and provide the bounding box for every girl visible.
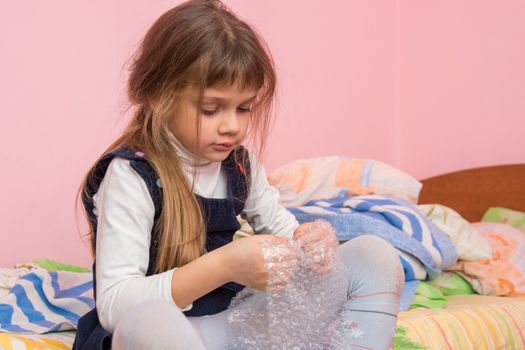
[74,1,404,349]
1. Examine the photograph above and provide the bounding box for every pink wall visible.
[0,1,176,267]
[1,1,524,267]
[397,0,525,179]
[226,0,397,169]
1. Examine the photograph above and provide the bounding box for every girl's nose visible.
[218,111,241,134]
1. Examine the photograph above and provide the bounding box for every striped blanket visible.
[0,269,93,334]
[397,295,525,349]
[288,194,458,280]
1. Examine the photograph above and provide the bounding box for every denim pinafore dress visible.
[73,146,250,350]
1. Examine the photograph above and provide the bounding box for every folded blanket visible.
[288,195,458,281]
[0,269,94,333]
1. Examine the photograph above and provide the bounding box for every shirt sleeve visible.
[93,158,190,333]
[242,152,299,238]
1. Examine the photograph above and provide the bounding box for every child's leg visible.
[112,300,208,350]
[112,236,404,350]
[112,299,235,350]
[336,235,404,350]
[187,311,233,349]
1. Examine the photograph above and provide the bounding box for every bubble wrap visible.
[227,221,353,349]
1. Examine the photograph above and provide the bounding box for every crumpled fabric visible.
[228,221,353,349]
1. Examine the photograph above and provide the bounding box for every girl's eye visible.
[237,107,251,114]
[201,108,218,116]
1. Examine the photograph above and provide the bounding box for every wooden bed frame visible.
[418,164,525,222]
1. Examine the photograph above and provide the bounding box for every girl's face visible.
[170,83,257,162]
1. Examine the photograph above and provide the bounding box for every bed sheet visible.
[0,330,75,350]
[3,295,524,349]
[397,294,525,349]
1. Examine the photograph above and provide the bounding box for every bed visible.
[1,163,525,350]
[396,164,525,349]
[417,164,525,222]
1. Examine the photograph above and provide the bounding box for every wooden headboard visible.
[418,164,525,222]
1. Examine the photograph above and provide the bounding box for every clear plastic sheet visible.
[227,221,353,349]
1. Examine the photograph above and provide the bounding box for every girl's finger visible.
[301,239,324,251]
[267,275,291,293]
[296,233,322,247]
[309,262,333,274]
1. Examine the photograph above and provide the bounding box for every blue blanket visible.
[288,194,458,309]
[288,194,457,276]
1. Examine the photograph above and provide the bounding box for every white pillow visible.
[417,204,492,261]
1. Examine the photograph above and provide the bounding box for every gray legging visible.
[112,235,404,350]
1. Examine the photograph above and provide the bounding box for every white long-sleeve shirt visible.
[93,145,298,332]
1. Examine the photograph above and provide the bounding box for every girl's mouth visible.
[212,143,235,151]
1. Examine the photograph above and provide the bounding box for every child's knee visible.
[340,235,404,289]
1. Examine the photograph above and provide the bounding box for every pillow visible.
[482,207,525,233]
[449,222,525,296]
[409,281,448,309]
[427,271,476,296]
[417,204,492,261]
[268,156,422,207]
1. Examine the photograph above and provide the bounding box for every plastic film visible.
[227,221,353,349]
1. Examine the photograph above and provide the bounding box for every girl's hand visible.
[293,221,338,273]
[222,234,299,292]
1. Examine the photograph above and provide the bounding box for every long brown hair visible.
[80,0,276,272]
